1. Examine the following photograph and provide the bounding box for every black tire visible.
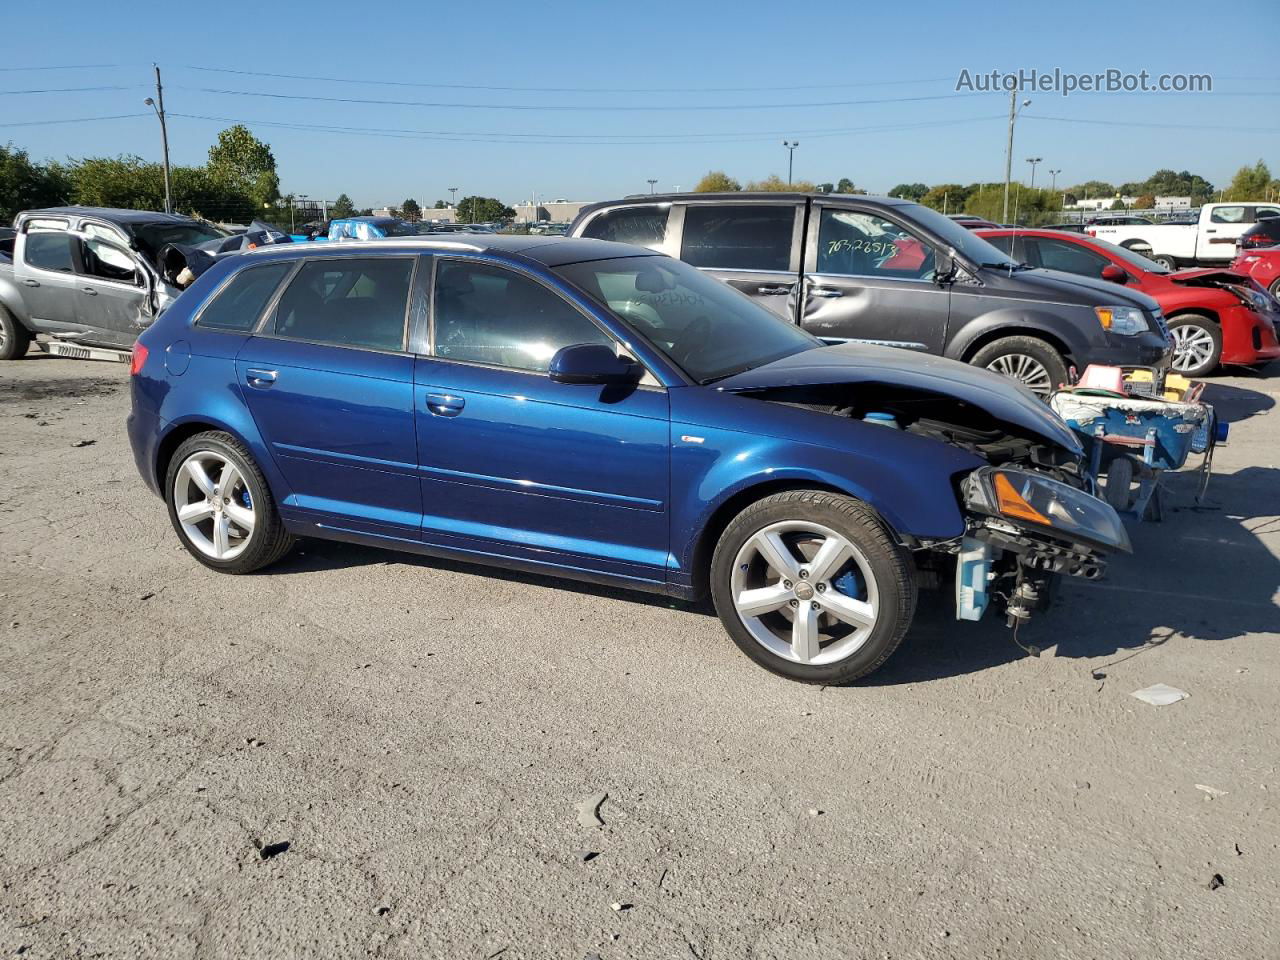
[164,431,295,573]
[969,335,1070,397]
[0,305,32,361]
[1167,313,1222,378]
[710,490,916,685]
[1150,254,1178,271]
[1268,277,1280,301]
[1103,456,1134,512]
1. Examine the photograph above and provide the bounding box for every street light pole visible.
[1026,157,1042,190]
[782,140,799,185]
[144,64,172,215]
[1049,168,1061,193]
[647,179,658,194]
[1002,88,1031,223]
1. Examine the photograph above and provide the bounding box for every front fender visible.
[945,304,1096,363]
[0,272,33,327]
[668,389,984,582]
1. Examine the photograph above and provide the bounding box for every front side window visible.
[556,255,819,383]
[580,205,670,250]
[432,260,613,372]
[817,209,935,280]
[1029,238,1111,277]
[24,232,77,272]
[198,263,293,331]
[81,237,139,284]
[680,204,794,272]
[273,258,412,351]
[82,222,128,245]
[1210,206,1246,224]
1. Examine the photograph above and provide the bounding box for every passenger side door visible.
[1023,236,1114,282]
[235,256,423,538]
[799,203,950,353]
[15,222,83,332]
[414,256,670,584]
[677,202,804,321]
[72,236,154,348]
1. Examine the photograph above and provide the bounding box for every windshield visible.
[900,202,1019,268]
[1089,237,1169,274]
[555,256,821,383]
[133,221,227,260]
[380,220,419,237]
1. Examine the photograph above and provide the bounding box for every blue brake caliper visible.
[832,567,861,600]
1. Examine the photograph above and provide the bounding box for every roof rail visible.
[247,237,488,255]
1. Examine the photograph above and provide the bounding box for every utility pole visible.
[1048,168,1061,193]
[647,179,658,194]
[1026,157,1042,190]
[783,140,799,185]
[448,186,458,212]
[1002,88,1031,223]
[145,64,172,215]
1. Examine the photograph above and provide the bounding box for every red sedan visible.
[977,228,1280,376]
[1232,247,1280,300]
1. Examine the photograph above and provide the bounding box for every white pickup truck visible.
[1088,202,1280,270]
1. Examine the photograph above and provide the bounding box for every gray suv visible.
[570,193,1172,394]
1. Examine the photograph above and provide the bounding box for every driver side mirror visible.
[1100,264,1128,284]
[934,248,956,284]
[549,343,642,385]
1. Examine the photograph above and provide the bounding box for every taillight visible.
[130,341,149,376]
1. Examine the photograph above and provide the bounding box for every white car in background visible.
[1088,202,1280,270]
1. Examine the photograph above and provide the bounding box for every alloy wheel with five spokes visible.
[173,451,256,561]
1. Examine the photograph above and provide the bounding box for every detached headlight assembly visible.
[1094,305,1149,335]
[963,467,1132,554]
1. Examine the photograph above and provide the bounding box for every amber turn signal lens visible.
[993,472,1051,525]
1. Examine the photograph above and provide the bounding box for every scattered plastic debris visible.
[1208,873,1225,891]
[1130,683,1189,706]
[1195,784,1228,798]
[71,439,96,448]
[610,901,631,912]
[252,838,290,860]
[807,808,823,817]
[576,792,608,829]
[579,850,598,863]
[1235,843,1243,856]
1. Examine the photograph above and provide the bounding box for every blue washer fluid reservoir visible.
[863,412,900,429]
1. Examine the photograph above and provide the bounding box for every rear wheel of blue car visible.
[711,491,916,684]
[165,431,295,574]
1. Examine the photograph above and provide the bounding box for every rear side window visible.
[1210,206,1246,224]
[198,263,293,332]
[273,258,413,351]
[680,205,794,272]
[580,205,669,249]
[24,232,77,272]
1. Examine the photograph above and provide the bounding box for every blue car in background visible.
[127,235,1129,684]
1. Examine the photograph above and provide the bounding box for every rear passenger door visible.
[16,220,83,331]
[235,256,424,538]
[1022,236,1113,282]
[799,202,950,353]
[676,202,804,321]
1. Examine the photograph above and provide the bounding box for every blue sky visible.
[4,0,1278,209]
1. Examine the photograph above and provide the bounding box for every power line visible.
[8,84,140,94]
[1029,114,1280,132]
[177,64,956,94]
[0,63,121,72]
[167,111,1006,145]
[0,112,150,128]
[177,85,994,112]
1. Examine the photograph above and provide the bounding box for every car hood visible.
[717,343,1083,454]
[1015,266,1161,311]
[1167,268,1250,287]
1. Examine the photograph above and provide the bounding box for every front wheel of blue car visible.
[711,491,916,685]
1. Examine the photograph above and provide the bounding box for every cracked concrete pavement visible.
[2,353,1278,958]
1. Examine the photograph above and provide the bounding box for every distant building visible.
[1154,196,1192,209]
[513,200,590,223]
[1067,197,1138,211]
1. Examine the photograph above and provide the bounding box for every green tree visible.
[745,174,816,192]
[1066,180,1115,200]
[457,195,515,223]
[206,125,280,220]
[1110,198,1127,211]
[401,198,422,222]
[433,199,448,209]
[694,170,741,192]
[0,144,70,221]
[920,183,971,213]
[888,182,928,201]
[1224,160,1272,201]
[329,193,356,219]
[1135,194,1156,210]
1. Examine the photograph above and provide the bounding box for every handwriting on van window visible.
[826,238,899,258]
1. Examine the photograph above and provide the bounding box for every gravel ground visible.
[1,352,1278,960]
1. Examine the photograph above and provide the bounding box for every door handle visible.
[81,286,98,296]
[245,368,277,389]
[810,287,844,299]
[1205,228,1216,233]
[20,278,39,288]
[756,284,792,296]
[425,392,465,417]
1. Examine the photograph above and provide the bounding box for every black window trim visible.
[20,227,81,278]
[576,201,675,255]
[807,200,939,283]
[250,254,419,355]
[191,259,300,334]
[424,252,661,387]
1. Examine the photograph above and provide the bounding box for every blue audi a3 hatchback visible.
[128,235,1129,684]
